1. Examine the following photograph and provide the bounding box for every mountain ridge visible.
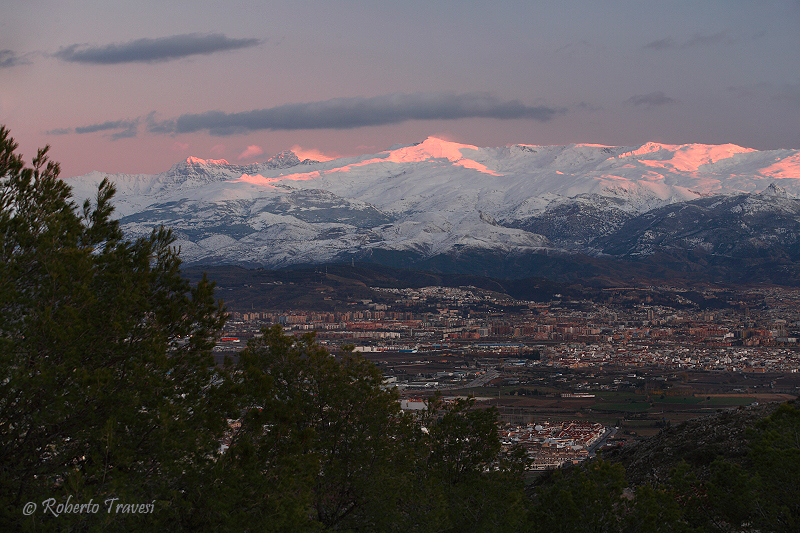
[64,138,800,281]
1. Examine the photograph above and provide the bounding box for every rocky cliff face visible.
[600,402,784,486]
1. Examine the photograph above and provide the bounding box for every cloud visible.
[237,145,264,160]
[145,111,175,134]
[150,92,566,136]
[110,127,138,140]
[624,91,677,108]
[290,145,338,162]
[554,40,592,58]
[683,31,729,48]
[49,119,139,139]
[54,33,261,65]
[0,50,32,68]
[643,37,676,51]
[575,101,602,112]
[74,119,137,135]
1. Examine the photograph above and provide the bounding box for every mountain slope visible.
[65,138,800,274]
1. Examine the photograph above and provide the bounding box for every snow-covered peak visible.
[623,142,757,172]
[761,182,789,198]
[264,150,302,168]
[384,136,481,162]
[185,156,231,166]
[377,136,500,175]
[63,138,800,268]
[167,157,233,176]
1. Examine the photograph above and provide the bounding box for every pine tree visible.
[212,325,409,531]
[0,126,227,531]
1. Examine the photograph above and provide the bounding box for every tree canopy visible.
[0,125,528,531]
[0,126,228,530]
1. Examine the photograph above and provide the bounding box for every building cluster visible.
[399,397,608,470]
[221,285,800,375]
[215,285,800,470]
[500,420,607,470]
[543,343,800,373]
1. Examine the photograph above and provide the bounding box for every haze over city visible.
[2,0,799,179]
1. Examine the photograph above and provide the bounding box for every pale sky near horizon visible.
[2,0,799,178]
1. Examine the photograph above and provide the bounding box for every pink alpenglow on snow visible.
[760,153,800,180]
[278,137,503,182]
[628,142,757,173]
[290,145,338,162]
[185,156,230,166]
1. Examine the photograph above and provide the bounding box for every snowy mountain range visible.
[65,137,800,278]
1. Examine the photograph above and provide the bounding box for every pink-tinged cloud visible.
[237,145,264,160]
[210,144,227,155]
[172,141,189,151]
[289,144,338,162]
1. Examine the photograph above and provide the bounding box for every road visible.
[588,426,617,458]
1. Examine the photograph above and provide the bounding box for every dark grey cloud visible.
[624,91,677,108]
[554,40,592,58]
[49,119,139,139]
[54,33,261,64]
[74,120,137,134]
[643,37,676,51]
[150,93,566,136]
[575,101,602,112]
[0,50,32,68]
[110,125,139,140]
[684,31,729,48]
[145,111,176,134]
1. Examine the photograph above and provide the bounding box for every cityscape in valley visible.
[206,264,800,469]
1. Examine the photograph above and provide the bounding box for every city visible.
[214,278,800,468]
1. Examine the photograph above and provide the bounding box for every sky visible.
[1,0,799,178]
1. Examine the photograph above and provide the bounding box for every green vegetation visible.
[704,396,756,406]
[529,460,688,533]
[596,402,652,412]
[0,126,227,531]
[652,396,703,404]
[531,401,800,533]
[593,391,641,401]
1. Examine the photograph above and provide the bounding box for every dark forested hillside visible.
[528,399,800,533]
